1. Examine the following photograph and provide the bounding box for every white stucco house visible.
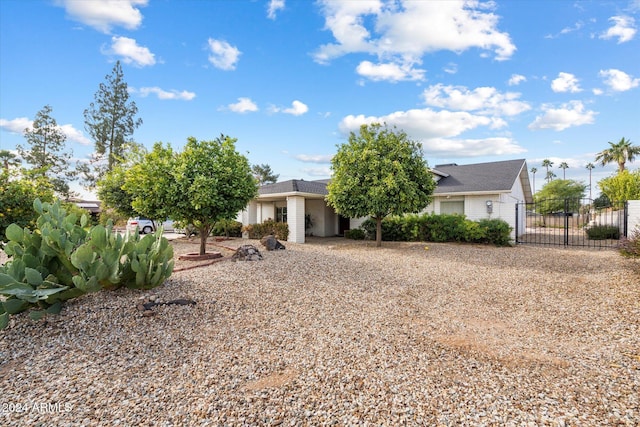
[238,159,534,243]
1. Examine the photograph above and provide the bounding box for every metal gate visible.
[515,198,628,248]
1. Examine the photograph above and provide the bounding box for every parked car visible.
[126,217,176,234]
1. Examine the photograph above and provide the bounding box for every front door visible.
[338,215,350,235]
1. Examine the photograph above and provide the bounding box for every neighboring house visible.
[239,159,533,243]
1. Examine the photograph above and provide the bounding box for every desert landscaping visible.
[1,237,639,425]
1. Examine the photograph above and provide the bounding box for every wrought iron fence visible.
[515,198,628,248]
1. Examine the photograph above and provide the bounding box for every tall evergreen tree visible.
[81,61,142,187]
[595,137,640,172]
[16,105,75,197]
[0,150,20,174]
[251,163,279,184]
[558,162,569,179]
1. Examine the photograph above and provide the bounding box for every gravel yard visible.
[1,237,639,426]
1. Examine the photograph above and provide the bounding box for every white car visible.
[126,217,176,234]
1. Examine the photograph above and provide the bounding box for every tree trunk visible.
[376,216,382,248]
[199,225,210,255]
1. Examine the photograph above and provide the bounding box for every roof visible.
[258,179,328,196]
[432,159,531,199]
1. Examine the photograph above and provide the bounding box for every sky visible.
[1,0,639,200]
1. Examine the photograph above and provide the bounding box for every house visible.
[239,159,533,243]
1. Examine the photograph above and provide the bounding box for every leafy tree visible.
[0,150,20,174]
[327,123,435,247]
[593,193,611,209]
[558,161,569,179]
[0,172,54,242]
[533,179,587,214]
[595,137,640,172]
[16,105,75,197]
[96,143,146,219]
[530,167,537,194]
[124,136,257,255]
[81,61,142,187]
[252,163,279,185]
[598,169,640,202]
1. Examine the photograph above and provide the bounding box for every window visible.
[440,200,464,215]
[276,207,287,223]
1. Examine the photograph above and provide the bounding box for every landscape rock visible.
[232,244,263,261]
[260,235,286,251]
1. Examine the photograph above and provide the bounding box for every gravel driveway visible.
[1,238,639,425]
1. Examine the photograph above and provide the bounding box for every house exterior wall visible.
[628,200,640,233]
[305,199,337,237]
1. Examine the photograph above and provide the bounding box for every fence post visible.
[515,203,520,243]
[564,199,570,246]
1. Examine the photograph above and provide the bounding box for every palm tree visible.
[542,158,553,179]
[595,137,640,172]
[559,162,569,179]
[545,170,556,183]
[530,167,537,194]
[586,162,595,201]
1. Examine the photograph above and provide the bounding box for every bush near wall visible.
[355,213,512,246]
[212,219,243,237]
[243,219,289,241]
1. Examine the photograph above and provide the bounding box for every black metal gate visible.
[515,198,628,248]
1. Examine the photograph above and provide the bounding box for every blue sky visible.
[1,0,639,199]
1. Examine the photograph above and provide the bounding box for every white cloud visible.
[314,0,516,82]
[600,15,637,43]
[528,101,597,131]
[356,60,425,82]
[207,38,241,70]
[134,87,196,100]
[302,167,332,177]
[227,97,258,113]
[267,0,285,20]
[422,84,531,116]
[105,36,156,67]
[425,137,526,157]
[58,0,147,33]
[551,72,582,93]
[599,69,640,91]
[294,154,333,163]
[443,63,458,74]
[273,100,309,116]
[508,74,526,86]
[0,117,90,145]
[0,117,32,134]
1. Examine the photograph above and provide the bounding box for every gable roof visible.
[432,159,532,201]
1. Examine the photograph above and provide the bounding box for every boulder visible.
[232,245,263,261]
[260,234,286,251]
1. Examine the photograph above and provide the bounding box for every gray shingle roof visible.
[258,179,328,196]
[433,159,526,194]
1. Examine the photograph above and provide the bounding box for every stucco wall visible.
[628,200,640,234]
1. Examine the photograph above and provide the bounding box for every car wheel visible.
[142,226,153,234]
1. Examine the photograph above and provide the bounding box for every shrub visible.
[345,228,365,240]
[358,213,512,246]
[476,219,513,246]
[618,226,640,258]
[0,199,174,329]
[243,219,289,241]
[586,224,620,240]
[212,219,243,237]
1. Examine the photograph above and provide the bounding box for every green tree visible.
[17,105,75,197]
[81,61,142,187]
[125,136,257,255]
[598,169,640,202]
[595,137,640,172]
[252,163,279,185]
[534,179,587,214]
[558,161,569,179]
[96,143,146,219]
[0,172,54,242]
[326,123,435,247]
[0,150,20,174]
